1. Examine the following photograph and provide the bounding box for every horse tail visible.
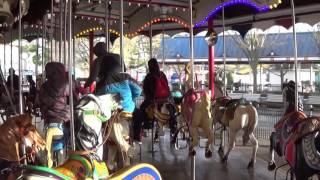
[243,104,258,144]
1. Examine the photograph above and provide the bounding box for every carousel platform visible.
[133,131,287,180]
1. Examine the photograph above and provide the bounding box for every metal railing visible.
[254,108,283,140]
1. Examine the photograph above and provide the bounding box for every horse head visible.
[282,81,303,113]
[13,113,47,166]
[22,125,47,166]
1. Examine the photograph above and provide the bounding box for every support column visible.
[208,18,215,99]
[89,31,94,92]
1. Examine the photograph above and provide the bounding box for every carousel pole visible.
[42,17,46,81]
[18,0,23,114]
[59,0,63,62]
[148,0,156,156]
[10,30,13,97]
[161,8,165,70]
[18,0,26,164]
[64,0,67,65]
[73,15,76,78]
[67,0,75,151]
[36,28,39,80]
[290,0,299,110]
[189,0,194,89]
[105,0,109,50]
[222,5,226,96]
[149,1,153,58]
[189,0,195,179]
[120,0,124,72]
[3,36,6,77]
[50,0,54,61]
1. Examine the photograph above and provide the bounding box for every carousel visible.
[0,0,319,179]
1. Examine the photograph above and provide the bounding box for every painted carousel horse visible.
[179,89,213,158]
[13,95,162,179]
[212,80,258,168]
[105,109,134,171]
[145,100,178,143]
[268,81,320,180]
[0,113,47,179]
[171,62,213,157]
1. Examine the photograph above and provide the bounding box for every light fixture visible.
[194,0,274,28]
[205,28,217,46]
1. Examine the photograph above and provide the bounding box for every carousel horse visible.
[173,62,214,158]
[212,80,259,168]
[145,101,178,142]
[14,95,162,180]
[105,110,134,171]
[0,113,47,179]
[268,81,320,180]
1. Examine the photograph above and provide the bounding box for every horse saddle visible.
[219,98,247,121]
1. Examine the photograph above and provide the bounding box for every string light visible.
[75,26,120,38]
[194,0,282,28]
[127,17,189,38]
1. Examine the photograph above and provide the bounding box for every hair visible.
[148,58,160,75]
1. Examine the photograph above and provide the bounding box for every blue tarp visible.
[158,32,320,59]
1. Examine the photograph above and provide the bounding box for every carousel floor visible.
[27,117,310,180]
[132,131,287,180]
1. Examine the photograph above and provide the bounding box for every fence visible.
[254,108,283,140]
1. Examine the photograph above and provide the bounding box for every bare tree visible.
[269,64,290,88]
[172,64,185,85]
[233,29,278,93]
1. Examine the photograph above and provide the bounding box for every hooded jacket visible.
[95,59,141,113]
[39,62,70,124]
[85,42,126,90]
[143,58,168,100]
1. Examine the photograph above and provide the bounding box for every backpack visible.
[154,74,170,98]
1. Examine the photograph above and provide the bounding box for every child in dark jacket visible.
[39,62,70,168]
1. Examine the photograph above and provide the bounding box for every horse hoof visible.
[189,149,196,156]
[268,161,276,171]
[247,160,254,169]
[221,156,228,164]
[205,149,213,158]
[218,147,224,157]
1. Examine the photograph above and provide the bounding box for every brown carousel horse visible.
[268,81,320,180]
[0,113,47,179]
[212,80,259,169]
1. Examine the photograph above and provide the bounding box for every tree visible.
[111,35,162,71]
[271,64,289,88]
[233,29,278,93]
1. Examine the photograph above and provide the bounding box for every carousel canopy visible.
[1,0,320,42]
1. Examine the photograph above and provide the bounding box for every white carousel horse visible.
[105,110,134,171]
[212,81,259,168]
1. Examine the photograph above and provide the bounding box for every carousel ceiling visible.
[1,0,320,42]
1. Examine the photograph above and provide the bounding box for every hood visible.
[45,62,68,93]
[93,42,108,57]
[148,58,160,75]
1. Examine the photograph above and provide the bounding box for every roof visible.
[158,32,320,59]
